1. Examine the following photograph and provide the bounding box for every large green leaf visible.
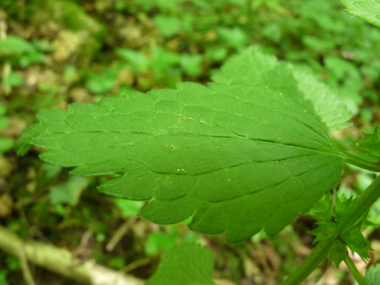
[17,82,345,242]
[339,0,380,28]
[146,243,215,285]
[365,263,380,285]
[212,47,352,131]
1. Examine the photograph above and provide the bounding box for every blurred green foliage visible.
[1,0,380,284]
[114,199,144,218]
[0,270,8,285]
[0,105,12,154]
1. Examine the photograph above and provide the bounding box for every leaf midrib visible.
[47,129,343,158]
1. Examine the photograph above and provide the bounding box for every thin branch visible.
[0,225,144,285]
[18,244,36,285]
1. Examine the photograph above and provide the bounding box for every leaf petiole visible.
[342,151,380,172]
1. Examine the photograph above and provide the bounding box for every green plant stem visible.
[339,174,380,233]
[344,255,367,285]
[342,152,380,172]
[282,174,380,284]
[280,240,333,285]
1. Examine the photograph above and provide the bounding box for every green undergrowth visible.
[2,0,380,284]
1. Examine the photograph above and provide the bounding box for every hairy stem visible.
[282,174,380,284]
[344,255,367,285]
[280,240,333,285]
[339,174,380,233]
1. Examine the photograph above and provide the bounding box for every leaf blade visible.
[212,47,352,131]
[17,82,344,242]
[339,0,380,28]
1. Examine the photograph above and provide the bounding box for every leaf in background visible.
[180,54,203,76]
[19,51,45,67]
[339,0,380,28]
[302,35,335,52]
[2,72,24,87]
[146,243,215,285]
[50,176,89,206]
[85,71,116,94]
[150,46,180,72]
[155,0,185,10]
[306,194,333,222]
[212,47,352,130]
[116,48,149,74]
[42,164,62,179]
[217,27,247,50]
[150,46,180,84]
[0,138,13,155]
[0,104,13,154]
[365,263,380,285]
[0,36,36,55]
[290,66,355,128]
[16,82,345,242]
[154,15,181,37]
[0,270,8,285]
[0,105,6,117]
[354,126,380,158]
[205,46,228,62]
[323,56,363,114]
[145,226,178,256]
[114,199,144,217]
